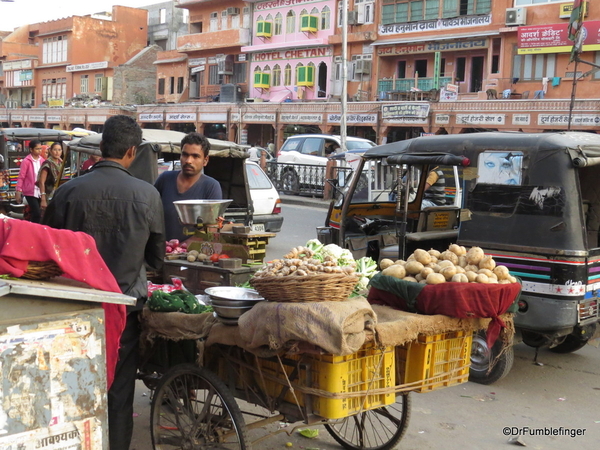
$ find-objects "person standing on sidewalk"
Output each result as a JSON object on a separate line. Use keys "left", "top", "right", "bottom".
{"left": 15, "top": 139, "right": 45, "bottom": 223}
{"left": 44, "top": 115, "right": 165, "bottom": 450}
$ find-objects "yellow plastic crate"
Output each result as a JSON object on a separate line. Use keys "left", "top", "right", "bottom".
{"left": 255, "top": 343, "right": 396, "bottom": 419}
{"left": 396, "top": 331, "right": 472, "bottom": 393}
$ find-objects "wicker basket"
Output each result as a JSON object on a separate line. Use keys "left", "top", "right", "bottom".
{"left": 21, "top": 261, "right": 63, "bottom": 280}
{"left": 250, "top": 273, "right": 359, "bottom": 303}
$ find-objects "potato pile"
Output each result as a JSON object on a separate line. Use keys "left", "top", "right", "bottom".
{"left": 253, "top": 246, "right": 356, "bottom": 278}
{"left": 380, "top": 244, "right": 517, "bottom": 285}
{"left": 186, "top": 250, "right": 211, "bottom": 262}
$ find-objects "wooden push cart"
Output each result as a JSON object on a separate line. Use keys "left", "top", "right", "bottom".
{"left": 139, "top": 304, "right": 482, "bottom": 450}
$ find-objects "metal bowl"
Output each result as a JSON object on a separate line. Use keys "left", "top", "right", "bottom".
{"left": 173, "top": 199, "right": 233, "bottom": 225}
{"left": 204, "top": 286, "right": 264, "bottom": 302}
{"left": 209, "top": 297, "right": 266, "bottom": 308}
{"left": 212, "top": 304, "right": 254, "bottom": 319}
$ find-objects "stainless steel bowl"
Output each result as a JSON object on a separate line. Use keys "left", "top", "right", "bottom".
{"left": 212, "top": 304, "right": 254, "bottom": 319}
{"left": 173, "top": 199, "right": 233, "bottom": 225}
{"left": 209, "top": 297, "right": 266, "bottom": 308}
{"left": 204, "top": 286, "right": 264, "bottom": 302}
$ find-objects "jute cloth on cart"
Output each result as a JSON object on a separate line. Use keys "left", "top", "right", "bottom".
{"left": 140, "top": 296, "right": 376, "bottom": 361}
{"left": 373, "top": 304, "right": 514, "bottom": 347}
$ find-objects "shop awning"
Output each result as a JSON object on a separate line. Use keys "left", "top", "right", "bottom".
{"left": 372, "top": 30, "right": 500, "bottom": 46}
{"left": 269, "top": 90, "right": 292, "bottom": 103}
{"left": 153, "top": 57, "right": 187, "bottom": 65}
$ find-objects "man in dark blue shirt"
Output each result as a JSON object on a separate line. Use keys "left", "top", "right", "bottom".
{"left": 154, "top": 132, "right": 222, "bottom": 242}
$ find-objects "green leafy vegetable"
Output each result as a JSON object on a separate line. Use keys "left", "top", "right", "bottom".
{"left": 299, "top": 428, "right": 319, "bottom": 439}
{"left": 147, "top": 290, "right": 213, "bottom": 314}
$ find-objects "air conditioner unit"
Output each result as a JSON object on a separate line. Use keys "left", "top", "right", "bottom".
{"left": 355, "top": 60, "right": 371, "bottom": 75}
{"left": 226, "top": 7, "right": 240, "bottom": 15}
{"left": 505, "top": 7, "right": 526, "bottom": 26}
{"left": 347, "top": 11, "right": 358, "bottom": 25}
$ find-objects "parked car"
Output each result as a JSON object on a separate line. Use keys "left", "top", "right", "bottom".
{"left": 277, "top": 134, "right": 376, "bottom": 163}
{"left": 275, "top": 134, "right": 376, "bottom": 194}
{"left": 245, "top": 161, "right": 283, "bottom": 233}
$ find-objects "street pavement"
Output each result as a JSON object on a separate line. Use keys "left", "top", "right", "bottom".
{"left": 279, "top": 193, "right": 330, "bottom": 210}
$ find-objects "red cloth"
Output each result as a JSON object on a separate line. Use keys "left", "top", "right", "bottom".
{"left": 0, "top": 216, "right": 126, "bottom": 389}
{"left": 369, "top": 282, "right": 520, "bottom": 347}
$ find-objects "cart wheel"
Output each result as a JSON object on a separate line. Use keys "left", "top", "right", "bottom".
{"left": 324, "top": 393, "right": 411, "bottom": 450}
{"left": 151, "top": 363, "right": 250, "bottom": 450}
{"left": 469, "top": 331, "right": 514, "bottom": 385}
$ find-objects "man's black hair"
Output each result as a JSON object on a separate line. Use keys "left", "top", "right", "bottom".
{"left": 28, "top": 139, "right": 41, "bottom": 151}
{"left": 181, "top": 132, "right": 211, "bottom": 157}
{"left": 100, "top": 115, "right": 142, "bottom": 159}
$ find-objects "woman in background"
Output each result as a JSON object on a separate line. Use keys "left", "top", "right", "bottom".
{"left": 37, "top": 142, "right": 63, "bottom": 213}
{"left": 15, "top": 139, "right": 45, "bottom": 223}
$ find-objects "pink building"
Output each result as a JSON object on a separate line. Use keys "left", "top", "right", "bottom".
{"left": 242, "top": 0, "right": 336, "bottom": 102}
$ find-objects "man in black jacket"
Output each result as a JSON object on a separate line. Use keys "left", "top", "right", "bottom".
{"left": 44, "top": 115, "right": 165, "bottom": 450}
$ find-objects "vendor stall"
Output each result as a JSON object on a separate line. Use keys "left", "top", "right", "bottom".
{"left": 0, "top": 277, "right": 135, "bottom": 450}
{"left": 138, "top": 240, "right": 519, "bottom": 449}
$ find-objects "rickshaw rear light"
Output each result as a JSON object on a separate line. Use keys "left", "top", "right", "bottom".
{"left": 517, "top": 299, "right": 528, "bottom": 312}
{"left": 272, "top": 199, "right": 281, "bottom": 214}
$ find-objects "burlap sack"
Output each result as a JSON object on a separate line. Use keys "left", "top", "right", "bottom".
{"left": 235, "top": 296, "right": 377, "bottom": 356}
{"left": 373, "top": 304, "right": 514, "bottom": 347}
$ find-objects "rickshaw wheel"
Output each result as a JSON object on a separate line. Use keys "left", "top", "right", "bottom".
{"left": 151, "top": 363, "right": 250, "bottom": 450}
{"left": 469, "top": 331, "right": 514, "bottom": 385}
{"left": 324, "top": 393, "right": 411, "bottom": 450}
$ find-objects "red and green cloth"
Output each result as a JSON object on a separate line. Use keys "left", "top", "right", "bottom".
{"left": 0, "top": 216, "right": 126, "bottom": 389}
{"left": 368, "top": 273, "right": 521, "bottom": 348}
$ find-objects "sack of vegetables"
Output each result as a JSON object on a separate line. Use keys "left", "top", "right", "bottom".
{"left": 367, "top": 245, "right": 521, "bottom": 347}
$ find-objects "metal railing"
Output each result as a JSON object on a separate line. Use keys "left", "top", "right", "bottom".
{"left": 378, "top": 76, "right": 453, "bottom": 96}
{"left": 266, "top": 161, "right": 353, "bottom": 198}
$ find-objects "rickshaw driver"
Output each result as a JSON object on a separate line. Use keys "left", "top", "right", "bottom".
{"left": 422, "top": 167, "right": 446, "bottom": 207}
{"left": 154, "top": 132, "right": 222, "bottom": 242}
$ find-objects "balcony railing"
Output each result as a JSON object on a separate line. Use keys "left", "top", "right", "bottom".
{"left": 378, "top": 76, "right": 453, "bottom": 98}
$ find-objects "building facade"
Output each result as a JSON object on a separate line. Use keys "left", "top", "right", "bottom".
{"left": 1, "top": 1, "right": 599, "bottom": 148}
{"left": 0, "top": 6, "right": 148, "bottom": 117}
{"left": 143, "top": 1, "right": 190, "bottom": 51}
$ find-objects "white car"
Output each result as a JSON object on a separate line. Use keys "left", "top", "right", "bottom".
{"left": 276, "top": 134, "right": 376, "bottom": 194}
{"left": 245, "top": 160, "right": 283, "bottom": 233}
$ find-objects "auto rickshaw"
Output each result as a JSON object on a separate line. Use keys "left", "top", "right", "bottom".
{"left": 318, "top": 131, "right": 600, "bottom": 384}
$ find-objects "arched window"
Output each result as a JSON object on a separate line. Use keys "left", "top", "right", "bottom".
{"left": 272, "top": 64, "right": 281, "bottom": 87}
{"left": 274, "top": 13, "right": 283, "bottom": 35}
{"left": 286, "top": 11, "right": 295, "bottom": 33}
{"left": 284, "top": 64, "right": 292, "bottom": 85}
{"left": 321, "top": 6, "right": 330, "bottom": 30}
